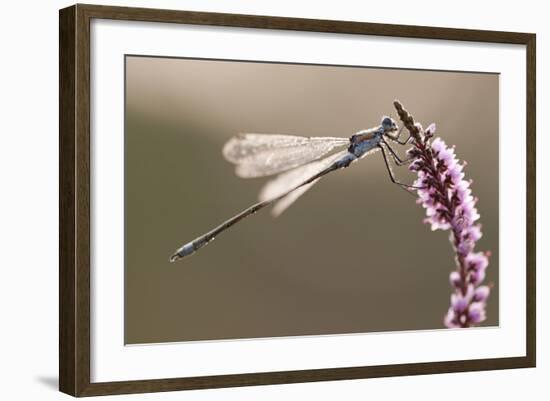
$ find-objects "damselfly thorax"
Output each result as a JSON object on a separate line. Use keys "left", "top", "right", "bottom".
{"left": 170, "top": 116, "right": 419, "bottom": 262}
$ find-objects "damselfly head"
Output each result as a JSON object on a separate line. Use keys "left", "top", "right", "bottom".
{"left": 381, "top": 116, "right": 398, "bottom": 133}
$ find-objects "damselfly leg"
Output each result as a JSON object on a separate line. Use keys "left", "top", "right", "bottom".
{"left": 378, "top": 144, "right": 424, "bottom": 191}
{"left": 385, "top": 125, "right": 412, "bottom": 145}
{"left": 381, "top": 138, "right": 415, "bottom": 166}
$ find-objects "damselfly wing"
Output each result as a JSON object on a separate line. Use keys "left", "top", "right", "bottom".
{"left": 222, "top": 133, "right": 349, "bottom": 178}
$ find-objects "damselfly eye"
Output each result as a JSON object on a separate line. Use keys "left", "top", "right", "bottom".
{"left": 381, "top": 116, "right": 394, "bottom": 129}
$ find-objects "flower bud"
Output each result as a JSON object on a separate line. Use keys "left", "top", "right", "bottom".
{"left": 473, "top": 286, "right": 490, "bottom": 302}
{"left": 467, "top": 302, "right": 486, "bottom": 323}
{"left": 449, "top": 271, "right": 461, "bottom": 289}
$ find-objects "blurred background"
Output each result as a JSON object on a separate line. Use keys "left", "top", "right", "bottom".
{"left": 124, "top": 56, "right": 499, "bottom": 344}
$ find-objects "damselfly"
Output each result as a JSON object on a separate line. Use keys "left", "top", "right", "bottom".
{"left": 170, "top": 116, "right": 418, "bottom": 262}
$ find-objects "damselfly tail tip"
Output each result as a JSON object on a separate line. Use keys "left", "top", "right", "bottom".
{"left": 169, "top": 242, "right": 196, "bottom": 263}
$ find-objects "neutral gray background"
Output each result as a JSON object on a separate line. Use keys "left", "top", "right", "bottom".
{"left": 124, "top": 56, "right": 499, "bottom": 344}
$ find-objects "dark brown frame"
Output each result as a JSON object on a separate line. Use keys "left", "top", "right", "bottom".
{"left": 59, "top": 3, "right": 536, "bottom": 397}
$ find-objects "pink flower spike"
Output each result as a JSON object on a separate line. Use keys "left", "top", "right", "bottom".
{"left": 401, "top": 113, "right": 492, "bottom": 329}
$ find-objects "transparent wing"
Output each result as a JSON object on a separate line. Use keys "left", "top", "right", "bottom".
{"left": 222, "top": 133, "right": 349, "bottom": 178}
{"left": 259, "top": 150, "right": 350, "bottom": 217}
{"left": 269, "top": 182, "right": 318, "bottom": 218}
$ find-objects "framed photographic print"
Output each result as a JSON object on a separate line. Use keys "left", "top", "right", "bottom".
{"left": 59, "top": 4, "right": 536, "bottom": 397}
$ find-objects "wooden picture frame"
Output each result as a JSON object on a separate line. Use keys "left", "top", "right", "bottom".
{"left": 59, "top": 3, "right": 536, "bottom": 397}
